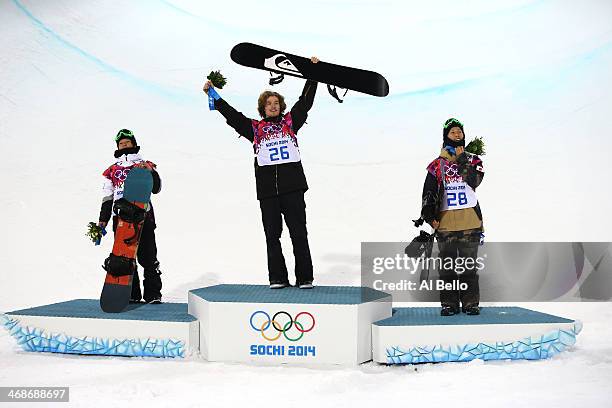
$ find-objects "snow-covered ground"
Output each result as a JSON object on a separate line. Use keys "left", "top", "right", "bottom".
{"left": 1, "top": 0, "right": 611, "bottom": 406}
{"left": 1, "top": 302, "right": 610, "bottom": 408}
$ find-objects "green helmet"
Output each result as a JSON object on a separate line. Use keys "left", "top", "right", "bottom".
{"left": 115, "top": 129, "right": 137, "bottom": 147}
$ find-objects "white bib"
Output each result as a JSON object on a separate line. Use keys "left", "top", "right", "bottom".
{"left": 440, "top": 161, "right": 478, "bottom": 211}
{"left": 256, "top": 134, "right": 301, "bottom": 166}
{"left": 441, "top": 181, "right": 478, "bottom": 210}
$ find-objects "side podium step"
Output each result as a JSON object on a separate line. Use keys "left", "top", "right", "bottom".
{"left": 2, "top": 299, "right": 199, "bottom": 358}
{"left": 372, "top": 307, "right": 582, "bottom": 364}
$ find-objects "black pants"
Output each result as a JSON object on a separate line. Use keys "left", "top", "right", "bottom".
{"left": 259, "top": 191, "right": 313, "bottom": 284}
{"left": 112, "top": 215, "right": 162, "bottom": 301}
{"left": 437, "top": 232, "right": 480, "bottom": 308}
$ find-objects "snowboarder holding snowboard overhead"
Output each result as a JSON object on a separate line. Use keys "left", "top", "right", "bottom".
{"left": 203, "top": 57, "right": 320, "bottom": 289}
{"left": 98, "top": 129, "right": 163, "bottom": 303}
{"left": 421, "top": 118, "right": 485, "bottom": 316}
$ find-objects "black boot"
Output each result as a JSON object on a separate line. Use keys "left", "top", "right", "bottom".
{"left": 463, "top": 305, "right": 480, "bottom": 315}
{"left": 269, "top": 281, "right": 290, "bottom": 289}
{"left": 440, "top": 304, "right": 460, "bottom": 316}
{"left": 143, "top": 262, "right": 162, "bottom": 303}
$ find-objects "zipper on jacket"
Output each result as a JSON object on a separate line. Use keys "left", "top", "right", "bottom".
{"left": 275, "top": 165, "right": 279, "bottom": 195}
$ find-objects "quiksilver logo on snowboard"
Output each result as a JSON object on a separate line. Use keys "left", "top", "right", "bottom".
{"left": 264, "top": 54, "right": 303, "bottom": 77}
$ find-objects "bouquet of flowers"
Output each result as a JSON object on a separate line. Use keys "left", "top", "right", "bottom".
{"left": 465, "top": 136, "right": 485, "bottom": 155}
{"left": 207, "top": 70, "right": 227, "bottom": 89}
{"left": 86, "top": 222, "right": 105, "bottom": 244}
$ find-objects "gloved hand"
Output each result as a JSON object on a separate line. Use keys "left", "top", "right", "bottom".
{"left": 456, "top": 152, "right": 469, "bottom": 165}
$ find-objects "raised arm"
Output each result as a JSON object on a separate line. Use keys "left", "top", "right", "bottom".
{"left": 290, "top": 56, "right": 320, "bottom": 132}
{"left": 204, "top": 81, "right": 255, "bottom": 142}
{"left": 291, "top": 80, "right": 318, "bottom": 132}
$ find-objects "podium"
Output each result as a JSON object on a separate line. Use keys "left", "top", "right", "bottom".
{"left": 2, "top": 300, "right": 198, "bottom": 358}
{"left": 372, "top": 307, "right": 583, "bottom": 364}
{"left": 188, "top": 284, "right": 392, "bottom": 365}
{"left": 2, "top": 288, "right": 582, "bottom": 365}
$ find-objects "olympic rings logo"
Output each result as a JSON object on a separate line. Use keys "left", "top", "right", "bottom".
{"left": 262, "top": 124, "right": 283, "bottom": 134}
{"left": 249, "top": 311, "right": 315, "bottom": 342}
{"left": 445, "top": 164, "right": 459, "bottom": 177}
{"left": 113, "top": 168, "right": 130, "bottom": 182}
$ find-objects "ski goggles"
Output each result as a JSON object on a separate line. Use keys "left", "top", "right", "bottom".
{"left": 115, "top": 129, "right": 134, "bottom": 141}
{"left": 444, "top": 118, "right": 463, "bottom": 129}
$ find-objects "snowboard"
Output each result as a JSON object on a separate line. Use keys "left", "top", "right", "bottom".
{"left": 405, "top": 230, "right": 436, "bottom": 282}
{"left": 230, "top": 42, "right": 389, "bottom": 97}
{"left": 100, "top": 167, "right": 153, "bottom": 313}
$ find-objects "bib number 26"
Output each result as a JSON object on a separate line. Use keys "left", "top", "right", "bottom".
{"left": 447, "top": 192, "right": 468, "bottom": 207}
{"left": 270, "top": 146, "right": 290, "bottom": 162}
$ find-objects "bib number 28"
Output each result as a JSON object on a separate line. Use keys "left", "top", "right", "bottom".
{"left": 447, "top": 192, "right": 468, "bottom": 207}
{"left": 270, "top": 146, "right": 290, "bottom": 162}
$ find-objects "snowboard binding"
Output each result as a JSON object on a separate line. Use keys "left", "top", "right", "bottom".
{"left": 103, "top": 253, "right": 137, "bottom": 277}
{"left": 326, "top": 84, "right": 348, "bottom": 103}
{"left": 114, "top": 198, "right": 147, "bottom": 224}
{"left": 268, "top": 71, "right": 284, "bottom": 85}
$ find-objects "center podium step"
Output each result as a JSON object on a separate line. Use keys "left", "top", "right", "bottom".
{"left": 188, "top": 284, "right": 392, "bottom": 366}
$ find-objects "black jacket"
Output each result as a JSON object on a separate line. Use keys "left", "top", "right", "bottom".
{"left": 214, "top": 80, "right": 318, "bottom": 200}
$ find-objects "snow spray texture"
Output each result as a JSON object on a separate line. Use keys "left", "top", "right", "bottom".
{"left": 249, "top": 310, "right": 316, "bottom": 358}
{"left": 360, "top": 242, "right": 612, "bottom": 302}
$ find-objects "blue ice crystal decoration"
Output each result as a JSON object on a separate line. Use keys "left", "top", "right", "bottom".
{"left": 1, "top": 314, "right": 186, "bottom": 358}
{"left": 385, "top": 321, "right": 583, "bottom": 364}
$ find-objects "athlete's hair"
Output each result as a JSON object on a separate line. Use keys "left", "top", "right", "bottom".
{"left": 257, "top": 91, "right": 286, "bottom": 118}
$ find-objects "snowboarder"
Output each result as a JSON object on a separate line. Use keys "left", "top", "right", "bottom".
{"left": 98, "top": 129, "right": 163, "bottom": 303}
{"left": 203, "top": 57, "right": 320, "bottom": 289}
{"left": 421, "top": 118, "right": 485, "bottom": 316}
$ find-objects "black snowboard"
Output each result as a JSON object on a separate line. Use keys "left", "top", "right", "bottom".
{"left": 405, "top": 230, "right": 436, "bottom": 282}
{"left": 230, "top": 42, "right": 389, "bottom": 97}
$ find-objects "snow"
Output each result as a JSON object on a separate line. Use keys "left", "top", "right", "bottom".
{"left": 1, "top": 303, "right": 610, "bottom": 407}
{"left": 1, "top": 0, "right": 611, "bottom": 406}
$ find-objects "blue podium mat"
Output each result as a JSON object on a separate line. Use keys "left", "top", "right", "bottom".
{"left": 190, "top": 284, "right": 390, "bottom": 305}
{"left": 5, "top": 299, "right": 196, "bottom": 322}
{"left": 374, "top": 307, "right": 574, "bottom": 326}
